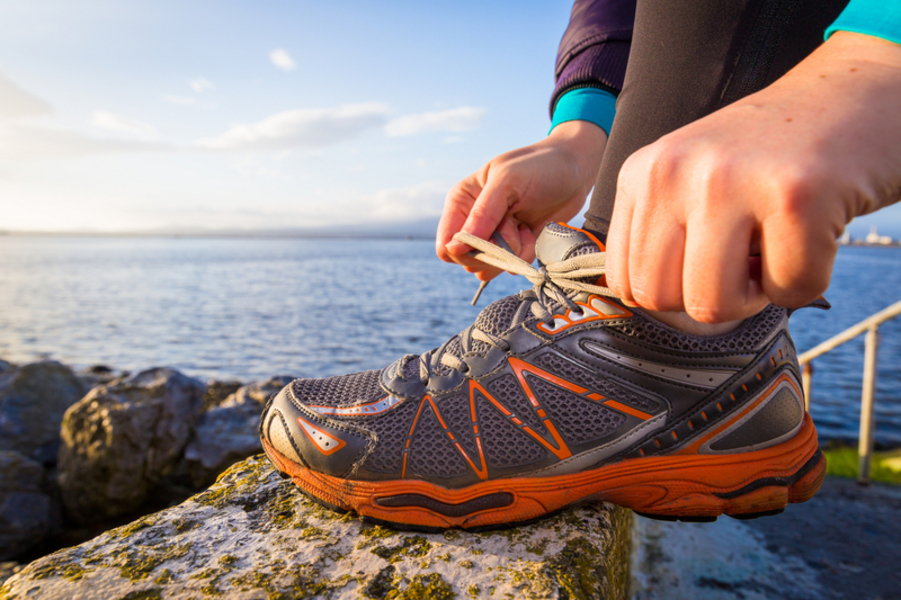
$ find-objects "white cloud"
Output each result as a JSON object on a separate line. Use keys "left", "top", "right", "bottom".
{"left": 0, "top": 74, "right": 169, "bottom": 160}
{"left": 269, "top": 48, "right": 296, "bottom": 72}
{"left": 92, "top": 111, "right": 157, "bottom": 138}
{"left": 190, "top": 77, "right": 213, "bottom": 93}
{"left": 362, "top": 181, "right": 447, "bottom": 222}
{"left": 0, "top": 73, "right": 53, "bottom": 120}
{"left": 385, "top": 106, "right": 486, "bottom": 137}
{"left": 162, "top": 95, "right": 197, "bottom": 105}
{"left": 195, "top": 103, "right": 390, "bottom": 152}
{"left": 0, "top": 123, "right": 169, "bottom": 160}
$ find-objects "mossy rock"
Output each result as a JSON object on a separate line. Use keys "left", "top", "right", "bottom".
{"left": 2, "top": 455, "right": 631, "bottom": 599}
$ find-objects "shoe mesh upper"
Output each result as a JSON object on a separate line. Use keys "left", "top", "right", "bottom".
{"left": 533, "top": 352, "right": 660, "bottom": 413}
{"left": 476, "top": 395, "right": 547, "bottom": 467}
{"left": 487, "top": 374, "right": 548, "bottom": 434}
{"left": 474, "top": 295, "right": 521, "bottom": 336}
{"left": 292, "top": 370, "right": 384, "bottom": 407}
{"left": 609, "top": 305, "right": 785, "bottom": 353}
{"left": 408, "top": 403, "right": 470, "bottom": 478}
{"left": 359, "top": 399, "right": 419, "bottom": 473}
{"left": 437, "top": 395, "right": 478, "bottom": 460}
{"left": 526, "top": 375, "right": 626, "bottom": 445}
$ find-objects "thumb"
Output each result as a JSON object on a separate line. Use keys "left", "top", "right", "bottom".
{"left": 445, "top": 179, "right": 513, "bottom": 256}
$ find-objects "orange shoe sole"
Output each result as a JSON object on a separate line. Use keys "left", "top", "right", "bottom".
{"left": 262, "top": 413, "right": 825, "bottom": 530}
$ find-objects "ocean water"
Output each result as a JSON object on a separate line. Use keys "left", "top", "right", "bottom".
{"left": 1, "top": 236, "right": 899, "bottom": 445}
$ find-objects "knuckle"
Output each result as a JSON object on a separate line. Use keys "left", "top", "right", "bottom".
{"left": 685, "top": 303, "right": 741, "bottom": 324}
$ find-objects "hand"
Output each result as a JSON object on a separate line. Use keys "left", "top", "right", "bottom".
{"left": 606, "top": 31, "right": 901, "bottom": 323}
{"left": 437, "top": 120, "right": 607, "bottom": 281}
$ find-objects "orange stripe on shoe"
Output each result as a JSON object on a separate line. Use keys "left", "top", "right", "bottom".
{"left": 602, "top": 399, "right": 653, "bottom": 421}
{"left": 675, "top": 373, "right": 800, "bottom": 456}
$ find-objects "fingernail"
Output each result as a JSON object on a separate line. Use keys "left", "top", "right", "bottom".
{"left": 446, "top": 241, "right": 469, "bottom": 255}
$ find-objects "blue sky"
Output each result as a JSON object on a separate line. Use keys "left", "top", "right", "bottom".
{"left": 1, "top": 0, "right": 899, "bottom": 237}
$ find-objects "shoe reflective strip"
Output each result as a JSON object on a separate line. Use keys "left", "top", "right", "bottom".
{"left": 584, "top": 341, "right": 738, "bottom": 389}
{"left": 296, "top": 415, "right": 347, "bottom": 456}
{"left": 306, "top": 395, "right": 404, "bottom": 417}
{"left": 536, "top": 295, "right": 632, "bottom": 335}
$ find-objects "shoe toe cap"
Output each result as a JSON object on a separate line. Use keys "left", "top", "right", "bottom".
{"left": 261, "top": 383, "right": 371, "bottom": 478}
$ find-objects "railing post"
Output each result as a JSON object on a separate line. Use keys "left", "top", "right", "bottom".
{"left": 802, "top": 362, "right": 813, "bottom": 412}
{"left": 858, "top": 325, "right": 880, "bottom": 485}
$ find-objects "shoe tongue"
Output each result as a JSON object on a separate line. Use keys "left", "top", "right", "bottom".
{"left": 535, "top": 223, "right": 603, "bottom": 266}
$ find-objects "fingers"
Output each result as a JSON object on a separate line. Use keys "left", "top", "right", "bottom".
{"left": 605, "top": 149, "right": 640, "bottom": 306}
{"left": 436, "top": 176, "right": 480, "bottom": 263}
{"left": 444, "top": 176, "right": 513, "bottom": 258}
{"left": 758, "top": 182, "right": 839, "bottom": 308}
{"left": 682, "top": 213, "right": 768, "bottom": 322}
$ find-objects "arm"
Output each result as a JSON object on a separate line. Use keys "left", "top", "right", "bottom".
{"left": 606, "top": 30, "right": 901, "bottom": 322}
{"left": 436, "top": 0, "right": 635, "bottom": 280}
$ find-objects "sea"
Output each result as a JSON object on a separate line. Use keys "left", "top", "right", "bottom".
{"left": 1, "top": 235, "right": 899, "bottom": 446}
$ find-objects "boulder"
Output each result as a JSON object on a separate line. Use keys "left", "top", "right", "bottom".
{"left": 57, "top": 368, "right": 206, "bottom": 523}
{"left": 77, "top": 365, "right": 129, "bottom": 390}
{"left": 0, "top": 451, "right": 57, "bottom": 561}
{"left": 2, "top": 455, "right": 632, "bottom": 600}
{"left": 201, "top": 380, "right": 243, "bottom": 410}
{"left": 0, "top": 361, "right": 87, "bottom": 465}
{"left": 184, "top": 376, "right": 293, "bottom": 488}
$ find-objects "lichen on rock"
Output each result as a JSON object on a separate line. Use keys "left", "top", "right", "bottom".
{"left": 3, "top": 455, "right": 631, "bottom": 600}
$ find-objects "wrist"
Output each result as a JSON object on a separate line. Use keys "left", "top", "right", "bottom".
{"left": 546, "top": 120, "right": 607, "bottom": 193}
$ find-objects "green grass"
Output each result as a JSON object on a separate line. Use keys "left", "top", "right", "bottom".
{"left": 823, "top": 445, "right": 901, "bottom": 485}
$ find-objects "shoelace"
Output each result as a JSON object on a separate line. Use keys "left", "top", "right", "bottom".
{"left": 405, "top": 231, "right": 617, "bottom": 384}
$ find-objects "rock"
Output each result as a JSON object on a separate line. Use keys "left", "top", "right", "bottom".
{"left": 77, "top": 365, "right": 129, "bottom": 390}
{"left": 57, "top": 368, "right": 206, "bottom": 523}
{"left": 0, "top": 361, "right": 87, "bottom": 465}
{"left": 202, "top": 380, "right": 243, "bottom": 410}
{"left": 2, "top": 455, "right": 632, "bottom": 600}
{"left": 184, "top": 376, "right": 293, "bottom": 489}
{"left": 0, "top": 359, "right": 11, "bottom": 373}
{"left": 0, "top": 562, "right": 22, "bottom": 587}
{"left": 0, "top": 451, "right": 57, "bottom": 561}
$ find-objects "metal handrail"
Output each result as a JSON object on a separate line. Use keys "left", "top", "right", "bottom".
{"left": 798, "top": 298, "right": 901, "bottom": 484}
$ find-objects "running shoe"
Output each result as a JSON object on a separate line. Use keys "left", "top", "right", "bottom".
{"left": 260, "top": 223, "right": 827, "bottom": 529}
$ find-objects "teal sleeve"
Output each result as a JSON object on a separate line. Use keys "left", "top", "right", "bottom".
{"left": 825, "top": 0, "right": 901, "bottom": 45}
{"left": 549, "top": 88, "right": 617, "bottom": 136}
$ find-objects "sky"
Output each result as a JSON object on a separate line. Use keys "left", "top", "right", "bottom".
{"left": 1, "top": 0, "right": 899, "bottom": 237}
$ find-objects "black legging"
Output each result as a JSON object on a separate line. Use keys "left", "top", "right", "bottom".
{"left": 583, "top": 0, "right": 851, "bottom": 237}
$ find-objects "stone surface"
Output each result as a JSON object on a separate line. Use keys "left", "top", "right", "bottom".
{"left": 201, "top": 380, "right": 243, "bottom": 410}
{"left": 0, "top": 361, "right": 87, "bottom": 465}
{"left": 184, "top": 376, "right": 293, "bottom": 488}
{"left": 77, "top": 365, "right": 129, "bottom": 391}
{"left": 2, "top": 455, "right": 632, "bottom": 600}
{"left": 57, "top": 368, "right": 206, "bottom": 523}
{"left": 0, "top": 451, "right": 57, "bottom": 561}
{"left": 0, "top": 563, "right": 21, "bottom": 588}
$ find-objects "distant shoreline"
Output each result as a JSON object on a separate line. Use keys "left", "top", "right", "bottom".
{"left": 2, "top": 230, "right": 901, "bottom": 246}
{"left": 0, "top": 230, "right": 434, "bottom": 240}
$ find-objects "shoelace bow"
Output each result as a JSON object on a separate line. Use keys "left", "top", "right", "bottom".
{"left": 405, "top": 231, "right": 616, "bottom": 384}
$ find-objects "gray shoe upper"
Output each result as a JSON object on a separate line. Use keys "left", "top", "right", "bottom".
{"left": 261, "top": 224, "right": 808, "bottom": 487}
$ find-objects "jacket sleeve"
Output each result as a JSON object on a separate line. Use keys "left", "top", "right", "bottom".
{"left": 550, "top": 0, "right": 636, "bottom": 117}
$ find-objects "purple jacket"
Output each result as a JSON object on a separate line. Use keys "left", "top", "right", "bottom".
{"left": 551, "top": 0, "right": 635, "bottom": 116}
